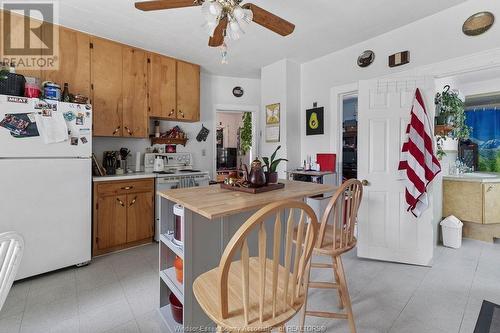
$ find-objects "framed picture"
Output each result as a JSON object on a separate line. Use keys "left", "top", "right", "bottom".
{"left": 266, "top": 103, "right": 280, "bottom": 125}
{"left": 306, "top": 107, "right": 324, "bottom": 136}
{"left": 266, "top": 103, "right": 281, "bottom": 142}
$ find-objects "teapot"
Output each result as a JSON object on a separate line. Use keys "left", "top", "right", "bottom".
{"left": 243, "top": 159, "right": 266, "bottom": 188}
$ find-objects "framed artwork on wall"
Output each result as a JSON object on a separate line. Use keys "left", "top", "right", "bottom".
{"left": 306, "top": 107, "right": 324, "bottom": 135}
{"left": 265, "top": 103, "right": 280, "bottom": 142}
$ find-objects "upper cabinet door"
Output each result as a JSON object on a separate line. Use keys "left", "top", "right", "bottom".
{"left": 148, "top": 53, "right": 176, "bottom": 120}
{"left": 91, "top": 37, "right": 123, "bottom": 137}
{"left": 176, "top": 61, "right": 200, "bottom": 122}
{"left": 122, "top": 47, "right": 148, "bottom": 138}
{"left": 42, "top": 25, "right": 90, "bottom": 97}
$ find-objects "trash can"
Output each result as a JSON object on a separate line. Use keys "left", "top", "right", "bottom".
{"left": 440, "top": 215, "right": 463, "bottom": 249}
{"left": 306, "top": 194, "right": 332, "bottom": 222}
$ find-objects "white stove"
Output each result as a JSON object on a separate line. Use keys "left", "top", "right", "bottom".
{"left": 145, "top": 153, "right": 210, "bottom": 240}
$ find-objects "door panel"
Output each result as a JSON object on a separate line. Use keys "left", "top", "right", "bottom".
{"left": 91, "top": 37, "right": 123, "bottom": 136}
{"left": 42, "top": 25, "right": 91, "bottom": 97}
{"left": 176, "top": 61, "right": 200, "bottom": 122}
{"left": 484, "top": 184, "right": 500, "bottom": 224}
{"left": 148, "top": 53, "right": 176, "bottom": 119}
{"left": 96, "top": 194, "right": 127, "bottom": 250}
{"left": 126, "top": 191, "right": 154, "bottom": 242}
{"left": 357, "top": 77, "right": 436, "bottom": 266}
{"left": 122, "top": 47, "right": 148, "bottom": 138}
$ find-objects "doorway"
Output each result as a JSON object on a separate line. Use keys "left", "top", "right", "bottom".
{"left": 341, "top": 95, "right": 358, "bottom": 182}
{"left": 215, "top": 111, "right": 253, "bottom": 182}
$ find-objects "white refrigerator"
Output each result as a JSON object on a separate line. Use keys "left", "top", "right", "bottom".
{"left": 0, "top": 95, "right": 92, "bottom": 280}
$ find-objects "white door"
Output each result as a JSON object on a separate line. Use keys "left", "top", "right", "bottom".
{"left": 357, "top": 77, "right": 438, "bottom": 266}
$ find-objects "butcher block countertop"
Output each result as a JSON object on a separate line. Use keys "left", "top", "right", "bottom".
{"left": 158, "top": 180, "right": 336, "bottom": 219}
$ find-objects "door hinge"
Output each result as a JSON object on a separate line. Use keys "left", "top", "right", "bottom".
{"left": 147, "top": 58, "right": 151, "bottom": 64}
{"left": 90, "top": 42, "right": 94, "bottom": 49}
{"left": 91, "top": 83, "right": 94, "bottom": 90}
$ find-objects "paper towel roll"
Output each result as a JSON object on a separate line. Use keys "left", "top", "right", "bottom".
{"left": 135, "top": 152, "right": 141, "bottom": 172}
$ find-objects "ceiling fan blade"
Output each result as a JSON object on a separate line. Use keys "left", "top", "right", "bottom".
{"left": 135, "top": 0, "right": 200, "bottom": 11}
{"left": 243, "top": 3, "right": 295, "bottom": 36}
{"left": 208, "top": 17, "right": 228, "bottom": 47}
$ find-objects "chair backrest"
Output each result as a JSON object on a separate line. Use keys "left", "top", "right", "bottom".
{"left": 218, "top": 200, "right": 319, "bottom": 325}
{"left": 317, "top": 179, "right": 363, "bottom": 252}
{"left": 0, "top": 232, "right": 24, "bottom": 311}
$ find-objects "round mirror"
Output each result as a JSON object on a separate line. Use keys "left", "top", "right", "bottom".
{"left": 463, "top": 12, "right": 495, "bottom": 36}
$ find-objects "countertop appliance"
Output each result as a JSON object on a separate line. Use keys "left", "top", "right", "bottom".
{"left": 146, "top": 153, "right": 210, "bottom": 241}
{"left": 0, "top": 95, "right": 92, "bottom": 280}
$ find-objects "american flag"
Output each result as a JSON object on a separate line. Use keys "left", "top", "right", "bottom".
{"left": 398, "top": 88, "right": 441, "bottom": 218}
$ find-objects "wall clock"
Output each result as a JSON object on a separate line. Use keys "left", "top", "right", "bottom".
{"left": 357, "top": 50, "right": 375, "bottom": 68}
{"left": 232, "top": 86, "right": 244, "bottom": 97}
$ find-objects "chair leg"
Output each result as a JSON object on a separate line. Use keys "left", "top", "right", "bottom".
{"left": 299, "top": 261, "right": 311, "bottom": 332}
{"left": 332, "top": 255, "right": 344, "bottom": 309}
{"left": 335, "top": 256, "right": 356, "bottom": 333}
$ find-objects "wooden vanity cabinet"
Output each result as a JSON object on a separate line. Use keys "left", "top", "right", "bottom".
{"left": 93, "top": 179, "right": 154, "bottom": 256}
{"left": 483, "top": 183, "right": 500, "bottom": 224}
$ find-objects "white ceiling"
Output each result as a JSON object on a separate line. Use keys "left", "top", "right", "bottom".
{"left": 58, "top": 0, "right": 467, "bottom": 78}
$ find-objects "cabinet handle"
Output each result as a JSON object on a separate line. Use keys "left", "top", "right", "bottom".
{"left": 168, "top": 109, "right": 175, "bottom": 117}
{"left": 361, "top": 179, "right": 369, "bottom": 186}
{"left": 124, "top": 126, "right": 133, "bottom": 136}
{"left": 129, "top": 196, "right": 137, "bottom": 207}
{"left": 116, "top": 198, "right": 125, "bottom": 207}
{"left": 121, "top": 186, "right": 134, "bottom": 190}
{"left": 178, "top": 110, "right": 185, "bottom": 118}
{"left": 112, "top": 126, "right": 121, "bottom": 135}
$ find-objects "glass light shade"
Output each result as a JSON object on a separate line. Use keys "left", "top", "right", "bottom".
{"left": 233, "top": 6, "right": 253, "bottom": 24}
{"left": 227, "top": 18, "right": 243, "bottom": 40}
{"left": 221, "top": 43, "right": 228, "bottom": 64}
{"left": 201, "top": 1, "right": 221, "bottom": 21}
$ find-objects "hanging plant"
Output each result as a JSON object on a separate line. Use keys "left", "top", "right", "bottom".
{"left": 434, "top": 85, "right": 472, "bottom": 158}
{"left": 240, "top": 112, "right": 252, "bottom": 155}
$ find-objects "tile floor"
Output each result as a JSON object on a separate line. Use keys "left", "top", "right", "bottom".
{"left": 0, "top": 239, "right": 498, "bottom": 333}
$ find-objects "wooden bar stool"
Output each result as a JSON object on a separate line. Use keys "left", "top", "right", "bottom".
{"left": 297, "top": 179, "right": 363, "bottom": 333}
{"left": 193, "top": 200, "right": 319, "bottom": 332}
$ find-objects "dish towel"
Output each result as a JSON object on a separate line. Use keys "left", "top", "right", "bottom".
{"left": 398, "top": 88, "right": 441, "bottom": 218}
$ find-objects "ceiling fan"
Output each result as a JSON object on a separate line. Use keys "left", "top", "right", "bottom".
{"left": 135, "top": 0, "right": 295, "bottom": 61}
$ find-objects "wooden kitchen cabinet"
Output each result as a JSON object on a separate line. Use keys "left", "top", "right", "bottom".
{"left": 122, "top": 47, "right": 149, "bottom": 138}
{"left": 93, "top": 179, "right": 154, "bottom": 256}
{"left": 90, "top": 37, "right": 123, "bottom": 137}
{"left": 176, "top": 60, "right": 200, "bottom": 122}
{"left": 42, "top": 25, "right": 91, "bottom": 97}
{"left": 148, "top": 53, "right": 177, "bottom": 119}
{"left": 483, "top": 183, "right": 500, "bottom": 224}
{"left": 126, "top": 191, "right": 154, "bottom": 242}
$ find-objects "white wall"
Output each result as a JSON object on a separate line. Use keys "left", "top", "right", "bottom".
{"left": 300, "top": 0, "right": 500, "bottom": 160}
{"left": 93, "top": 73, "right": 260, "bottom": 178}
{"left": 260, "top": 59, "right": 301, "bottom": 178}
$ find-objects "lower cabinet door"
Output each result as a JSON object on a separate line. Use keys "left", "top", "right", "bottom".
{"left": 126, "top": 191, "right": 154, "bottom": 242}
{"left": 96, "top": 194, "right": 127, "bottom": 250}
{"left": 483, "top": 184, "right": 500, "bottom": 224}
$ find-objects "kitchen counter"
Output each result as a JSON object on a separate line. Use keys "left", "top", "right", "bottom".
{"left": 443, "top": 172, "right": 500, "bottom": 183}
{"left": 92, "top": 171, "right": 157, "bottom": 182}
{"left": 158, "top": 179, "right": 336, "bottom": 219}
{"left": 157, "top": 179, "right": 335, "bottom": 331}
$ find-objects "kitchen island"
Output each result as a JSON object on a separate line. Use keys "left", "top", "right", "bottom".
{"left": 156, "top": 180, "right": 335, "bottom": 332}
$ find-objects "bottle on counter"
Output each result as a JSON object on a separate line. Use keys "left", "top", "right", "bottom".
{"left": 154, "top": 120, "right": 160, "bottom": 138}
{"left": 61, "top": 83, "right": 70, "bottom": 102}
{"left": 9, "top": 62, "right": 15, "bottom": 74}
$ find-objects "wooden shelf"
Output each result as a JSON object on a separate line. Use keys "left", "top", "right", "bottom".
{"left": 150, "top": 137, "right": 188, "bottom": 146}
{"left": 160, "top": 233, "right": 184, "bottom": 259}
{"left": 160, "top": 268, "right": 183, "bottom": 303}
{"left": 159, "top": 304, "right": 183, "bottom": 332}
{"left": 435, "top": 125, "right": 454, "bottom": 136}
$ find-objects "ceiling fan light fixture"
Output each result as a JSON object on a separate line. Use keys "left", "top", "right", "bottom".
{"left": 201, "top": 0, "right": 221, "bottom": 21}
{"left": 227, "top": 18, "right": 244, "bottom": 40}
{"left": 232, "top": 6, "right": 253, "bottom": 24}
{"left": 221, "top": 42, "right": 229, "bottom": 64}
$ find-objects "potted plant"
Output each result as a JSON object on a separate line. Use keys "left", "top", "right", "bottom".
{"left": 262, "top": 145, "right": 288, "bottom": 184}
{"left": 239, "top": 112, "right": 252, "bottom": 155}
{"left": 434, "top": 85, "right": 471, "bottom": 158}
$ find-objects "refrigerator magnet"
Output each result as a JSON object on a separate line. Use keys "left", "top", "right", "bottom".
{"left": 80, "top": 137, "right": 88, "bottom": 144}
{"left": 75, "top": 114, "right": 84, "bottom": 125}
{"left": 70, "top": 137, "right": 79, "bottom": 146}
{"left": 63, "top": 111, "right": 75, "bottom": 121}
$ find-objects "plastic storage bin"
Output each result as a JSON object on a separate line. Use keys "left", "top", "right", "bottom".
{"left": 440, "top": 215, "right": 463, "bottom": 249}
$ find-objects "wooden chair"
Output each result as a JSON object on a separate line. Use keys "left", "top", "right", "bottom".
{"left": 193, "top": 200, "right": 319, "bottom": 332}
{"left": 297, "top": 179, "right": 363, "bottom": 333}
{"left": 0, "top": 232, "right": 24, "bottom": 311}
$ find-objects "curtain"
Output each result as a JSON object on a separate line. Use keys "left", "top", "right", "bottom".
{"left": 465, "top": 108, "right": 500, "bottom": 172}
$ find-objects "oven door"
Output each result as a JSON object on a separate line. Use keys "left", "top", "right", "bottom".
{"left": 155, "top": 179, "right": 180, "bottom": 241}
